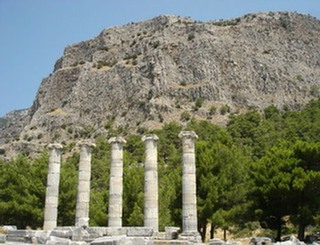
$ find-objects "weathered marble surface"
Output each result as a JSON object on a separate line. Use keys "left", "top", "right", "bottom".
{"left": 108, "top": 137, "right": 126, "bottom": 227}
{"left": 75, "top": 141, "right": 96, "bottom": 227}
{"left": 43, "top": 143, "right": 63, "bottom": 231}
{"left": 142, "top": 134, "right": 159, "bottom": 232}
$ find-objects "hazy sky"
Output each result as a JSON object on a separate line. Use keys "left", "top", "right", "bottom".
{"left": 0, "top": 0, "right": 319, "bottom": 116}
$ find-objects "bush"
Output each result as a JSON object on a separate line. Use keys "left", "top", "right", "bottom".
{"left": 209, "top": 105, "right": 217, "bottom": 115}
{"left": 310, "top": 84, "right": 319, "bottom": 97}
{"left": 188, "top": 32, "right": 195, "bottom": 41}
{"left": 152, "top": 41, "right": 160, "bottom": 49}
{"left": 195, "top": 97, "right": 204, "bottom": 110}
{"left": 220, "top": 104, "right": 230, "bottom": 115}
{"left": 180, "top": 111, "right": 191, "bottom": 121}
{"left": 180, "top": 81, "right": 187, "bottom": 86}
{"left": 98, "top": 46, "right": 109, "bottom": 52}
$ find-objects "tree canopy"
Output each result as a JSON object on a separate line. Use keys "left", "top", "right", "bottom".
{"left": 0, "top": 98, "right": 319, "bottom": 241}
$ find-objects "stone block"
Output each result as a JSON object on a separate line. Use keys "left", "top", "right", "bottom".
{"left": 179, "top": 231, "right": 202, "bottom": 243}
{"left": 43, "top": 220, "right": 57, "bottom": 231}
{"left": 250, "top": 237, "right": 272, "bottom": 245}
{"left": 76, "top": 202, "right": 89, "bottom": 211}
{"left": 121, "top": 237, "right": 152, "bottom": 245}
{"left": 90, "top": 235, "right": 126, "bottom": 245}
{"left": 45, "top": 196, "right": 59, "bottom": 206}
{"left": 0, "top": 234, "right": 6, "bottom": 244}
{"left": 79, "top": 163, "right": 91, "bottom": 173}
{"left": 7, "top": 229, "right": 27, "bottom": 237}
{"left": 72, "top": 226, "right": 90, "bottom": 241}
{"left": 77, "top": 180, "right": 90, "bottom": 190}
{"left": 51, "top": 226, "right": 73, "bottom": 239}
{"left": 165, "top": 227, "right": 181, "bottom": 240}
{"left": 2, "top": 225, "right": 17, "bottom": 231}
{"left": 46, "top": 235, "right": 71, "bottom": 245}
{"left": 126, "top": 227, "right": 154, "bottom": 237}
{"left": 75, "top": 217, "right": 90, "bottom": 228}
{"left": 6, "top": 229, "right": 28, "bottom": 242}
{"left": 46, "top": 185, "right": 59, "bottom": 195}
{"left": 78, "top": 192, "right": 90, "bottom": 202}
{"left": 47, "top": 173, "right": 60, "bottom": 187}
{"left": 153, "top": 240, "right": 192, "bottom": 245}
{"left": 79, "top": 172, "right": 91, "bottom": 181}
{"left": 105, "top": 227, "right": 127, "bottom": 236}
{"left": 48, "top": 163, "right": 61, "bottom": 174}
{"left": 34, "top": 230, "right": 51, "bottom": 244}
{"left": 209, "top": 238, "right": 225, "bottom": 245}
{"left": 86, "top": 227, "right": 108, "bottom": 239}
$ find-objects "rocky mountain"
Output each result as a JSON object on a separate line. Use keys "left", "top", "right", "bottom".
{"left": 1, "top": 12, "right": 320, "bottom": 156}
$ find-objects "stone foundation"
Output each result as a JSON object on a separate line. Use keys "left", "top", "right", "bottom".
{"left": 4, "top": 226, "right": 204, "bottom": 244}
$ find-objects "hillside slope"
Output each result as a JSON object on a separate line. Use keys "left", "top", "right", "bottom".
{"left": 1, "top": 12, "right": 320, "bottom": 155}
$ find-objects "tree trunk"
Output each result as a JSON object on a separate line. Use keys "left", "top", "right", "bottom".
{"left": 210, "top": 224, "right": 215, "bottom": 239}
{"left": 202, "top": 222, "right": 207, "bottom": 242}
{"left": 199, "top": 221, "right": 206, "bottom": 242}
{"left": 298, "top": 224, "right": 305, "bottom": 241}
{"left": 276, "top": 216, "right": 282, "bottom": 241}
{"left": 223, "top": 228, "right": 227, "bottom": 242}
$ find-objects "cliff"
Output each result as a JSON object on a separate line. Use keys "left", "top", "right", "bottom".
{"left": 1, "top": 12, "right": 320, "bottom": 155}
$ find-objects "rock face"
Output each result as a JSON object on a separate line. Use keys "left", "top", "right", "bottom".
{"left": 0, "top": 109, "right": 29, "bottom": 144}
{"left": 1, "top": 12, "right": 320, "bottom": 155}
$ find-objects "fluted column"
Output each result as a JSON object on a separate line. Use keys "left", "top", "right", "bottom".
{"left": 142, "top": 134, "right": 159, "bottom": 232}
{"left": 43, "top": 143, "right": 63, "bottom": 230}
{"left": 75, "top": 141, "right": 95, "bottom": 227}
{"left": 108, "top": 137, "right": 126, "bottom": 227}
{"left": 179, "top": 131, "right": 200, "bottom": 237}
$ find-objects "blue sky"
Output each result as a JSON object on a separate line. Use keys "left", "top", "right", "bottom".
{"left": 0, "top": 0, "right": 319, "bottom": 117}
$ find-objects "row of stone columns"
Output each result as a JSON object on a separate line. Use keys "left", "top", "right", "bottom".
{"left": 43, "top": 131, "right": 199, "bottom": 238}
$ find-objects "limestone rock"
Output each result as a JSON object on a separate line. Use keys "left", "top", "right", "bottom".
{"left": 1, "top": 12, "right": 320, "bottom": 156}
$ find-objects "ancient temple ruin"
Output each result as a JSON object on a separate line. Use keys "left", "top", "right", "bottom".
{"left": 5, "top": 131, "right": 203, "bottom": 244}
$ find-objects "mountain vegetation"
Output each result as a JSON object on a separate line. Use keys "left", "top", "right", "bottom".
{"left": 1, "top": 98, "right": 319, "bottom": 241}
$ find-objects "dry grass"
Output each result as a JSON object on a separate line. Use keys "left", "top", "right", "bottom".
{"left": 0, "top": 226, "right": 7, "bottom": 234}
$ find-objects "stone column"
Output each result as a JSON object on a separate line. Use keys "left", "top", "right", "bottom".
{"left": 142, "top": 134, "right": 159, "bottom": 232}
{"left": 108, "top": 137, "right": 126, "bottom": 227}
{"left": 43, "top": 143, "right": 63, "bottom": 230}
{"left": 75, "top": 141, "right": 96, "bottom": 227}
{"left": 179, "top": 131, "right": 200, "bottom": 239}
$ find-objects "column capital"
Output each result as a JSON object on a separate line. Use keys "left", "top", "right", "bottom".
{"left": 48, "top": 143, "right": 63, "bottom": 150}
{"left": 178, "top": 131, "right": 198, "bottom": 140}
{"left": 142, "top": 134, "right": 159, "bottom": 142}
{"left": 108, "top": 136, "right": 126, "bottom": 144}
{"left": 78, "top": 140, "right": 96, "bottom": 148}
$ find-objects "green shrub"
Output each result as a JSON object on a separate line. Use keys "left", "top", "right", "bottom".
{"left": 310, "top": 84, "right": 319, "bottom": 97}
{"left": 188, "top": 32, "right": 195, "bottom": 41}
{"left": 180, "top": 111, "right": 191, "bottom": 121}
{"left": 296, "top": 74, "right": 304, "bottom": 81}
{"left": 98, "top": 46, "right": 108, "bottom": 52}
{"left": 180, "top": 81, "right": 187, "bottom": 86}
{"left": 152, "top": 41, "right": 160, "bottom": 49}
{"left": 195, "top": 97, "right": 204, "bottom": 109}
{"left": 220, "top": 104, "right": 230, "bottom": 115}
{"left": 209, "top": 105, "right": 217, "bottom": 115}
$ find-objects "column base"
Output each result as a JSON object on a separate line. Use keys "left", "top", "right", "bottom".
{"left": 180, "top": 231, "right": 202, "bottom": 243}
